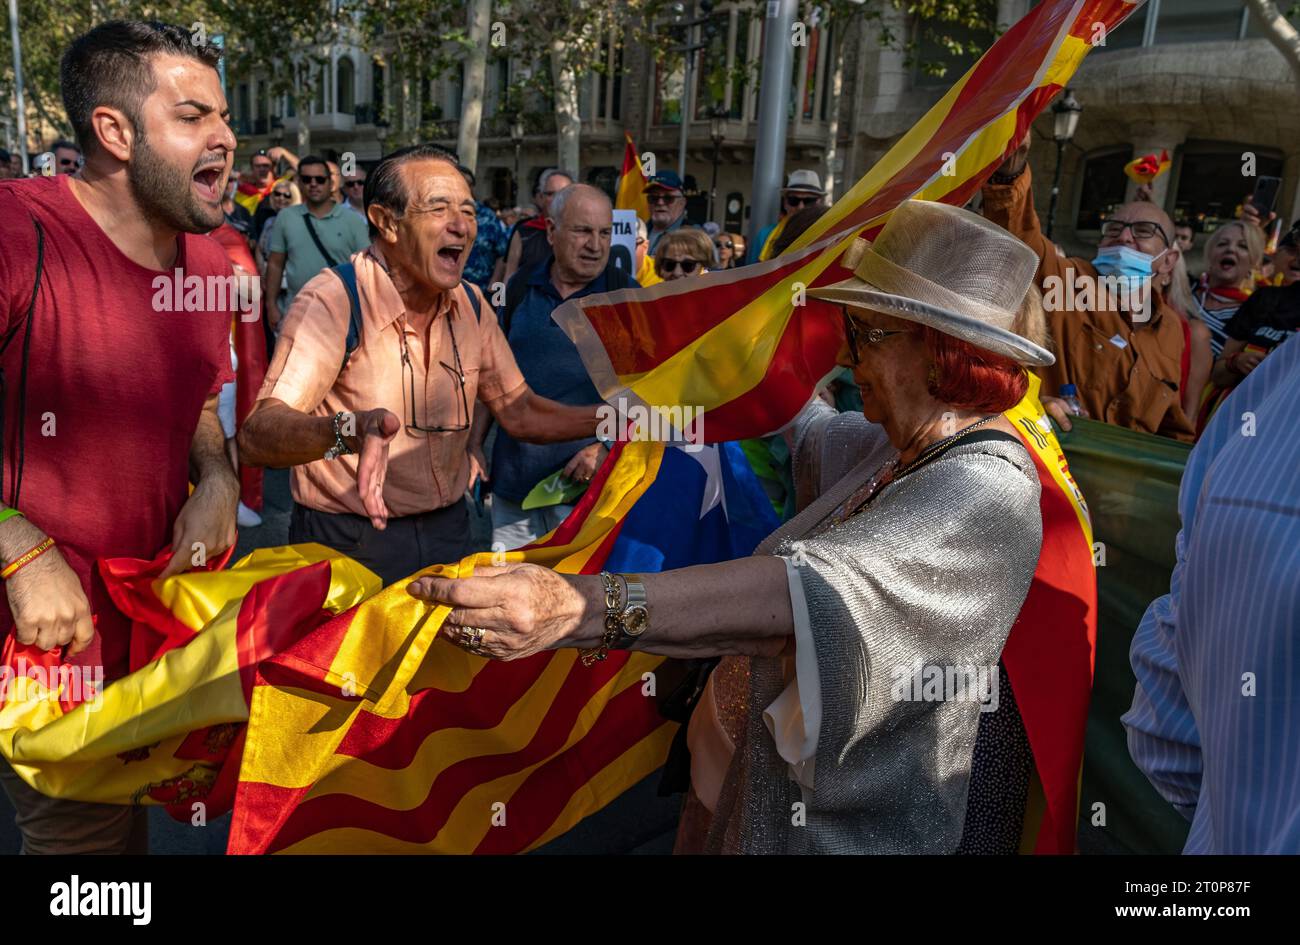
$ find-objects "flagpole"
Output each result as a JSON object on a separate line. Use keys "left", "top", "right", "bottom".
{"left": 748, "top": 0, "right": 796, "bottom": 250}
{"left": 8, "top": 0, "right": 29, "bottom": 175}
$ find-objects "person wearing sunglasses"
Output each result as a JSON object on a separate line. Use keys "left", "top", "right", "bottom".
{"left": 51, "top": 139, "right": 83, "bottom": 175}
{"left": 240, "top": 145, "right": 604, "bottom": 585}
{"left": 645, "top": 170, "right": 689, "bottom": 253}
{"left": 262, "top": 154, "right": 369, "bottom": 329}
{"left": 342, "top": 169, "right": 367, "bottom": 215}
{"left": 751, "top": 169, "right": 827, "bottom": 264}
{"left": 255, "top": 182, "right": 300, "bottom": 276}
{"left": 713, "top": 232, "right": 746, "bottom": 269}
{"left": 654, "top": 228, "right": 714, "bottom": 282}
{"left": 983, "top": 131, "right": 1194, "bottom": 442}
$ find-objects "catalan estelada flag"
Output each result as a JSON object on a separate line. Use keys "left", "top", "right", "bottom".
{"left": 553, "top": 0, "right": 1147, "bottom": 444}
{"left": 227, "top": 440, "right": 773, "bottom": 853}
{"left": 614, "top": 131, "right": 650, "bottom": 223}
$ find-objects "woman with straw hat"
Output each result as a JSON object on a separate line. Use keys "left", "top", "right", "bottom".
{"left": 410, "top": 200, "right": 1056, "bottom": 854}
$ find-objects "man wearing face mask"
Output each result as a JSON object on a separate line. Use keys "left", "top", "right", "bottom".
{"left": 983, "top": 133, "right": 1194, "bottom": 441}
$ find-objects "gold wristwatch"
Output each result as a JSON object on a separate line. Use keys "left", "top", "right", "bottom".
{"left": 611, "top": 575, "right": 649, "bottom": 649}
{"left": 579, "top": 573, "right": 649, "bottom": 665}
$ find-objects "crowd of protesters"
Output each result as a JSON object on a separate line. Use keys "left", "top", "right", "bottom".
{"left": 1, "top": 17, "right": 1298, "bottom": 857}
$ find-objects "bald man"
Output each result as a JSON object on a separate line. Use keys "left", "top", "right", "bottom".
{"left": 982, "top": 134, "right": 1193, "bottom": 441}
{"left": 484, "top": 183, "right": 640, "bottom": 548}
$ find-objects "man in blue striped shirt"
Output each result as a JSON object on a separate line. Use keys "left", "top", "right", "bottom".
{"left": 1124, "top": 333, "right": 1300, "bottom": 853}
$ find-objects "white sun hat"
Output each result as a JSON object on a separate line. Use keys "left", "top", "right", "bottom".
{"left": 808, "top": 199, "right": 1055, "bottom": 367}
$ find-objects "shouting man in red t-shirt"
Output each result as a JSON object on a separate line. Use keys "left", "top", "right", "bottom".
{"left": 0, "top": 22, "right": 241, "bottom": 853}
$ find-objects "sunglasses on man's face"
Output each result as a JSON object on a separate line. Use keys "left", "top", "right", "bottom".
{"left": 59, "top": 158, "right": 78, "bottom": 167}
{"left": 252, "top": 162, "right": 273, "bottom": 172}
{"left": 344, "top": 179, "right": 366, "bottom": 189}
{"left": 659, "top": 257, "right": 701, "bottom": 275}
{"left": 784, "top": 194, "right": 820, "bottom": 209}
{"left": 647, "top": 193, "right": 681, "bottom": 206}
{"left": 299, "top": 174, "right": 329, "bottom": 185}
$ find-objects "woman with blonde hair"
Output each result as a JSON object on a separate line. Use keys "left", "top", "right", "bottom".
{"left": 654, "top": 227, "right": 715, "bottom": 282}
{"left": 1191, "top": 219, "right": 1265, "bottom": 356}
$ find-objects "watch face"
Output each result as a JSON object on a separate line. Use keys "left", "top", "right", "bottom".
{"left": 622, "top": 605, "right": 649, "bottom": 636}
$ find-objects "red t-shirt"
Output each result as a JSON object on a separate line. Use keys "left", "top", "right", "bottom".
{"left": 0, "top": 175, "right": 235, "bottom": 678}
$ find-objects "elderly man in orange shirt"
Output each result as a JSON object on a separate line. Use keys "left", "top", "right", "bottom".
{"left": 240, "top": 144, "right": 602, "bottom": 584}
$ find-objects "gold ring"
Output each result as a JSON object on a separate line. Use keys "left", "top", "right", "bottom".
{"left": 457, "top": 626, "right": 488, "bottom": 656}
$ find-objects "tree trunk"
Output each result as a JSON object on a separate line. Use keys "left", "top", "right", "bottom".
{"left": 550, "top": 38, "right": 581, "bottom": 173}
{"left": 457, "top": 0, "right": 492, "bottom": 175}
{"left": 1244, "top": 0, "right": 1300, "bottom": 83}
{"left": 822, "top": 25, "right": 845, "bottom": 201}
{"left": 294, "top": 67, "right": 312, "bottom": 156}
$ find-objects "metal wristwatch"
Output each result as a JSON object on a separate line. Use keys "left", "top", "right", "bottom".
{"left": 611, "top": 575, "right": 649, "bottom": 649}
{"left": 324, "top": 411, "right": 355, "bottom": 461}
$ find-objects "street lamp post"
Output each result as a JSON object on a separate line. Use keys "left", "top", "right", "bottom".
{"left": 510, "top": 117, "right": 525, "bottom": 207}
{"left": 708, "top": 107, "right": 725, "bottom": 222}
{"left": 1046, "top": 88, "right": 1082, "bottom": 240}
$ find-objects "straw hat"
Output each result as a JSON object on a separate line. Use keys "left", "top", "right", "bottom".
{"left": 808, "top": 200, "right": 1055, "bottom": 367}
{"left": 783, "top": 169, "right": 826, "bottom": 195}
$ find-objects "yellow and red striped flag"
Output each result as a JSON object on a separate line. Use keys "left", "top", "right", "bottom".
{"left": 615, "top": 131, "right": 650, "bottom": 223}
{"left": 227, "top": 441, "right": 674, "bottom": 853}
{"left": 554, "top": 0, "right": 1148, "bottom": 443}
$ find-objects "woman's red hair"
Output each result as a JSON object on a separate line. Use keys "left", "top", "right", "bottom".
{"left": 920, "top": 325, "right": 1027, "bottom": 413}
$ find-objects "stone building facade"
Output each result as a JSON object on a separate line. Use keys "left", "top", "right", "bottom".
{"left": 225, "top": 0, "right": 1298, "bottom": 257}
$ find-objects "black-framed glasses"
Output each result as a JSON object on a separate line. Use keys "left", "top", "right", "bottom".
{"left": 784, "top": 194, "right": 820, "bottom": 209}
{"left": 647, "top": 193, "right": 680, "bottom": 206}
{"left": 271, "top": 190, "right": 292, "bottom": 200}
{"left": 1101, "top": 219, "right": 1170, "bottom": 247}
{"left": 659, "top": 257, "right": 701, "bottom": 275}
{"left": 299, "top": 174, "right": 329, "bottom": 185}
{"left": 344, "top": 179, "right": 366, "bottom": 189}
{"left": 840, "top": 307, "right": 911, "bottom": 365}
{"left": 400, "top": 317, "right": 470, "bottom": 434}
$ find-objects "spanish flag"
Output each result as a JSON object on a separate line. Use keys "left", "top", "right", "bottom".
{"left": 615, "top": 132, "right": 650, "bottom": 223}
{"left": 1124, "top": 149, "right": 1171, "bottom": 185}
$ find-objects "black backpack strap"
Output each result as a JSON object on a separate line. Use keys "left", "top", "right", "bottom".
{"left": 302, "top": 213, "right": 341, "bottom": 269}
{"left": 329, "top": 262, "right": 363, "bottom": 373}
{"left": 460, "top": 279, "right": 482, "bottom": 324}
{"left": 500, "top": 270, "right": 530, "bottom": 338}
{"left": 0, "top": 216, "right": 45, "bottom": 508}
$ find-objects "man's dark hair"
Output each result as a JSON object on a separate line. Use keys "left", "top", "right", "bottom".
{"left": 297, "top": 154, "right": 329, "bottom": 176}
{"left": 51, "top": 139, "right": 81, "bottom": 154}
{"left": 363, "top": 143, "right": 467, "bottom": 238}
{"left": 61, "top": 21, "right": 222, "bottom": 157}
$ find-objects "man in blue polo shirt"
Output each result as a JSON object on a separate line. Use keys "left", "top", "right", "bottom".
{"left": 484, "top": 183, "right": 637, "bottom": 548}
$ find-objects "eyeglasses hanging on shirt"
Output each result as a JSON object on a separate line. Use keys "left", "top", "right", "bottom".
{"left": 398, "top": 315, "right": 470, "bottom": 434}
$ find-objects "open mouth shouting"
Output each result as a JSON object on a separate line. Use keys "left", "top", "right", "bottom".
{"left": 192, "top": 164, "right": 224, "bottom": 204}
{"left": 436, "top": 242, "right": 466, "bottom": 275}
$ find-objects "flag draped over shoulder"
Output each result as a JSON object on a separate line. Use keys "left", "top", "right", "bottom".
{"left": 1005, "top": 375, "right": 1097, "bottom": 854}
{"left": 553, "top": 0, "right": 1147, "bottom": 444}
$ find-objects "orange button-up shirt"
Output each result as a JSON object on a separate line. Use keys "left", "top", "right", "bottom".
{"left": 983, "top": 168, "right": 1194, "bottom": 442}
{"left": 258, "top": 246, "right": 525, "bottom": 516}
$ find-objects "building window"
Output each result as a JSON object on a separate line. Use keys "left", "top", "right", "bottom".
{"left": 1094, "top": 4, "right": 1148, "bottom": 51}
{"left": 1075, "top": 147, "right": 1133, "bottom": 231}
{"left": 695, "top": 9, "right": 731, "bottom": 119}
{"left": 314, "top": 64, "right": 328, "bottom": 113}
{"left": 655, "top": 51, "right": 686, "bottom": 125}
{"left": 1155, "top": 0, "right": 1244, "bottom": 45}
{"left": 1174, "top": 144, "right": 1284, "bottom": 232}
{"left": 910, "top": 17, "right": 989, "bottom": 89}
{"left": 337, "top": 56, "right": 355, "bottom": 115}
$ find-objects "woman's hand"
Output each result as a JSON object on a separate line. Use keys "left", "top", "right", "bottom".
{"left": 406, "top": 563, "right": 598, "bottom": 661}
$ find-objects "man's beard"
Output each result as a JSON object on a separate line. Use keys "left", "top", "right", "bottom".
{"left": 126, "top": 131, "right": 225, "bottom": 234}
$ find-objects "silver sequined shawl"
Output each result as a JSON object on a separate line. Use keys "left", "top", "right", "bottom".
{"left": 704, "top": 403, "right": 1042, "bottom": 854}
